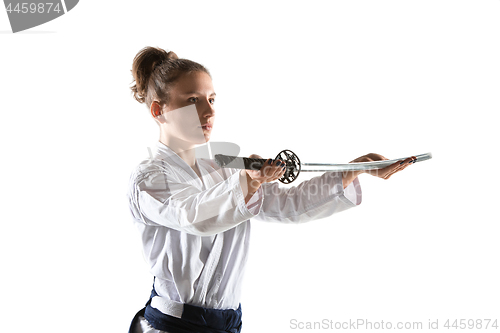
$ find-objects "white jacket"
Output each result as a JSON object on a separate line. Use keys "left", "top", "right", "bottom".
{"left": 128, "top": 141, "right": 362, "bottom": 311}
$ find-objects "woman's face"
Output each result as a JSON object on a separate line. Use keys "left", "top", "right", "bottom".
{"left": 158, "top": 71, "right": 216, "bottom": 147}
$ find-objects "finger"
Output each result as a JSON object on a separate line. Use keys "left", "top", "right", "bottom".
{"left": 384, "top": 157, "right": 414, "bottom": 178}
{"left": 273, "top": 164, "right": 285, "bottom": 177}
{"left": 260, "top": 159, "right": 271, "bottom": 171}
{"left": 269, "top": 172, "right": 283, "bottom": 182}
{"left": 394, "top": 157, "right": 413, "bottom": 169}
{"left": 276, "top": 165, "right": 287, "bottom": 180}
{"left": 374, "top": 159, "right": 405, "bottom": 178}
{"left": 270, "top": 167, "right": 283, "bottom": 181}
{"left": 280, "top": 165, "right": 286, "bottom": 177}
{"left": 260, "top": 163, "right": 272, "bottom": 177}
{"left": 386, "top": 158, "right": 409, "bottom": 172}
{"left": 383, "top": 165, "right": 403, "bottom": 179}
{"left": 269, "top": 160, "right": 282, "bottom": 174}
{"left": 267, "top": 164, "right": 278, "bottom": 177}
{"left": 378, "top": 161, "right": 403, "bottom": 176}
{"left": 383, "top": 167, "right": 399, "bottom": 179}
{"left": 403, "top": 157, "right": 414, "bottom": 165}
{"left": 398, "top": 157, "right": 414, "bottom": 170}
{"left": 279, "top": 160, "right": 287, "bottom": 172}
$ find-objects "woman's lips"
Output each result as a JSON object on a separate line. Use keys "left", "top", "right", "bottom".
{"left": 201, "top": 124, "right": 213, "bottom": 130}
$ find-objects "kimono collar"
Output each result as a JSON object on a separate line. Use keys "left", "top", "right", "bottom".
{"left": 154, "top": 141, "right": 204, "bottom": 187}
{"left": 155, "top": 141, "right": 196, "bottom": 164}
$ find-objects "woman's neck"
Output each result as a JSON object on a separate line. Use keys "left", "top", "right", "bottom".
{"left": 159, "top": 136, "right": 196, "bottom": 168}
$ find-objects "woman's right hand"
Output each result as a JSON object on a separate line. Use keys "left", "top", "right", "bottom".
{"left": 239, "top": 154, "right": 286, "bottom": 204}
{"left": 245, "top": 154, "right": 286, "bottom": 186}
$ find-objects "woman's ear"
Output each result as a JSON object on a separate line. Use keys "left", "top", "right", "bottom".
{"left": 150, "top": 101, "right": 163, "bottom": 118}
{"left": 151, "top": 101, "right": 169, "bottom": 125}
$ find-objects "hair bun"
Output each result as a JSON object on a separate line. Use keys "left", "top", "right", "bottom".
{"left": 130, "top": 46, "right": 177, "bottom": 104}
{"left": 166, "top": 51, "right": 178, "bottom": 61}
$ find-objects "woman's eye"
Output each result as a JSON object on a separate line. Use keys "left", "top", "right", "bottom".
{"left": 189, "top": 97, "right": 198, "bottom": 103}
{"left": 209, "top": 99, "right": 215, "bottom": 105}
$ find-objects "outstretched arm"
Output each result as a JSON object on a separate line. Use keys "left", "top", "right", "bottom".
{"left": 246, "top": 152, "right": 415, "bottom": 224}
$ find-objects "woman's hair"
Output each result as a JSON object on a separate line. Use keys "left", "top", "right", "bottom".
{"left": 130, "top": 46, "right": 211, "bottom": 108}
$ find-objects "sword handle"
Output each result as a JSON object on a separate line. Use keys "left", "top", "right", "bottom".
{"left": 215, "top": 149, "right": 301, "bottom": 184}
{"left": 214, "top": 154, "right": 268, "bottom": 170}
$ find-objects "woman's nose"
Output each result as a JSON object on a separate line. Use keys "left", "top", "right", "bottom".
{"left": 201, "top": 99, "right": 215, "bottom": 116}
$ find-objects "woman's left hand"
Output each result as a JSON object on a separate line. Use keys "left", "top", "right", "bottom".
{"left": 342, "top": 153, "right": 416, "bottom": 188}
{"left": 350, "top": 153, "right": 416, "bottom": 180}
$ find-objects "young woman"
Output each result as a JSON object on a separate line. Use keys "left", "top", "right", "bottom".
{"left": 127, "top": 46, "right": 415, "bottom": 333}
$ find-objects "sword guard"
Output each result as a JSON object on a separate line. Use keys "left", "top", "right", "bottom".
{"left": 275, "top": 149, "right": 301, "bottom": 184}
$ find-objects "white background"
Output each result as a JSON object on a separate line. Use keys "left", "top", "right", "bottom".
{"left": 1, "top": 1, "right": 499, "bottom": 332}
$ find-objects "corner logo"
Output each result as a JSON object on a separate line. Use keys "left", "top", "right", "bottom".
{"left": 3, "top": 0, "right": 78, "bottom": 33}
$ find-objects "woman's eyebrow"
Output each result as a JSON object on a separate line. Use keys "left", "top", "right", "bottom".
{"left": 181, "top": 91, "right": 216, "bottom": 96}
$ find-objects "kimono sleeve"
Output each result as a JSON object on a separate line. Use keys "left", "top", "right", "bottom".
{"left": 128, "top": 169, "right": 259, "bottom": 236}
{"left": 253, "top": 171, "right": 362, "bottom": 223}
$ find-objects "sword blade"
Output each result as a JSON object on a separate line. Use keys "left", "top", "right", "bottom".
{"left": 301, "top": 153, "right": 432, "bottom": 172}
{"left": 214, "top": 152, "right": 432, "bottom": 172}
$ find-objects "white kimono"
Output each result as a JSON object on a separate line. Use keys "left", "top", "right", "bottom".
{"left": 127, "top": 141, "right": 362, "bottom": 314}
